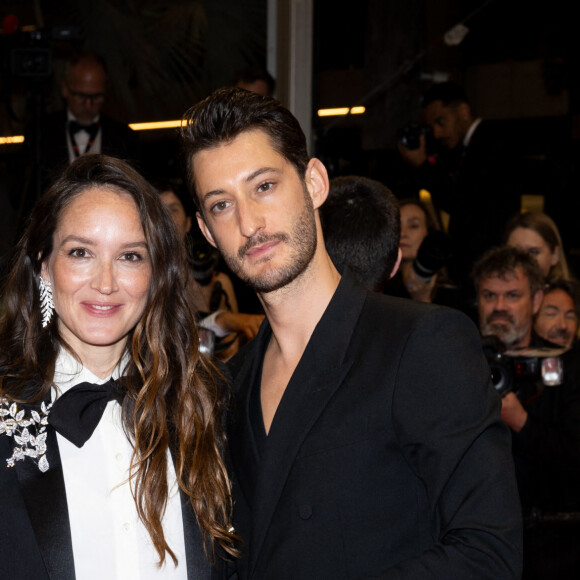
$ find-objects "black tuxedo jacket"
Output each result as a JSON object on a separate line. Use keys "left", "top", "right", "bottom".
{"left": 0, "top": 398, "right": 214, "bottom": 580}
{"left": 227, "top": 273, "right": 522, "bottom": 579}
{"left": 33, "top": 110, "right": 141, "bottom": 191}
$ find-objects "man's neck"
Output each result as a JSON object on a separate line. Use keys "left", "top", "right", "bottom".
{"left": 258, "top": 246, "right": 341, "bottom": 364}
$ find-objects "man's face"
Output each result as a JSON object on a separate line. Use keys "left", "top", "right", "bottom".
{"left": 477, "top": 267, "right": 542, "bottom": 349}
{"left": 62, "top": 61, "right": 106, "bottom": 125}
{"left": 193, "top": 129, "right": 318, "bottom": 294}
{"left": 423, "top": 100, "right": 470, "bottom": 150}
{"left": 534, "top": 289, "right": 578, "bottom": 348}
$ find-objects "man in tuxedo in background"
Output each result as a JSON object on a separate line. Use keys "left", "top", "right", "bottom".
{"left": 31, "top": 52, "right": 140, "bottom": 194}
{"left": 181, "top": 87, "right": 522, "bottom": 579}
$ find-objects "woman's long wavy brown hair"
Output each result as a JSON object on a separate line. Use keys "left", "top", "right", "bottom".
{"left": 0, "top": 154, "right": 238, "bottom": 565}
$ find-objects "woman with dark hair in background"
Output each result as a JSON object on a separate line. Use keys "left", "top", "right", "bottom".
{"left": 0, "top": 155, "right": 237, "bottom": 579}
{"left": 386, "top": 198, "right": 441, "bottom": 303}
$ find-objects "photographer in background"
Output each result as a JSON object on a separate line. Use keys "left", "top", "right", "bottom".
{"left": 398, "top": 82, "right": 519, "bottom": 288}
{"left": 534, "top": 279, "right": 579, "bottom": 349}
{"left": 473, "top": 246, "right": 580, "bottom": 578}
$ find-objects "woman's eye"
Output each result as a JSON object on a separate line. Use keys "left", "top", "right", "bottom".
{"left": 121, "top": 252, "right": 143, "bottom": 262}
{"left": 69, "top": 248, "right": 88, "bottom": 258}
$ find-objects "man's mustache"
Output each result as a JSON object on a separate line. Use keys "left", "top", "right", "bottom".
{"left": 238, "top": 233, "right": 289, "bottom": 260}
{"left": 486, "top": 310, "right": 515, "bottom": 325}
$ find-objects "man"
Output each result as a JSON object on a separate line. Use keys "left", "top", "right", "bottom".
{"left": 475, "top": 246, "right": 545, "bottom": 351}
{"left": 533, "top": 278, "right": 579, "bottom": 348}
{"left": 320, "top": 175, "right": 401, "bottom": 292}
{"left": 234, "top": 65, "right": 275, "bottom": 97}
{"left": 474, "top": 246, "right": 580, "bottom": 578}
{"left": 181, "top": 88, "right": 522, "bottom": 579}
{"left": 34, "top": 52, "right": 140, "bottom": 191}
{"left": 399, "top": 82, "right": 519, "bottom": 286}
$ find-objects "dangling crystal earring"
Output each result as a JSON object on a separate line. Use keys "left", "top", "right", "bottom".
{"left": 39, "top": 278, "right": 55, "bottom": 328}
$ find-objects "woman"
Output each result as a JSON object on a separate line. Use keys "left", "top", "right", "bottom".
{"left": 504, "top": 211, "right": 571, "bottom": 281}
{"left": 387, "top": 198, "right": 439, "bottom": 303}
{"left": 0, "top": 155, "right": 237, "bottom": 579}
{"left": 159, "top": 184, "right": 239, "bottom": 315}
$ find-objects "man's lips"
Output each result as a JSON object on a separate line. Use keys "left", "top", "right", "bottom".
{"left": 244, "top": 240, "right": 281, "bottom": 258}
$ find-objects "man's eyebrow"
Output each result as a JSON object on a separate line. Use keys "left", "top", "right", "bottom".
{"left": 200, "top": 167, "right": 282, "bottom": 204}
{"left": 245, "top": 167, "right": 280, "bottom": 183}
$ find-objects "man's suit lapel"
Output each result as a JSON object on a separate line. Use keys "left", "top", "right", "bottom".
{"left": 246, "top": 273, "right": 367, "bottom": 575}
{"left": 14, "top": 405, "right": 76, "bottom": 580}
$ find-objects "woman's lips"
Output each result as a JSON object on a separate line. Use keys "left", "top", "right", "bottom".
{"left": 81, "top": 302, "right": 122, "bottom": 316}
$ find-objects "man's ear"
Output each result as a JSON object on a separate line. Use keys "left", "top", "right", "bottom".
{"left": 532, "top": 290, "right": 544, "bottom": 315}
{"left": 196, "top": 212, "right": 217, "bottom": 249}
{"left": 304, "top": 158, "right": 330, "bottom": 210}
{"left": 389, "top": 248, "right": 403, "bottom": 279}
{"left": 457, "top": 102, "right": 472, "bottom": 122}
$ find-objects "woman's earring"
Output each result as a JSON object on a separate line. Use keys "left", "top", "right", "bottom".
{"left": 39, "top": 278, "right": 54, "bottom": 328}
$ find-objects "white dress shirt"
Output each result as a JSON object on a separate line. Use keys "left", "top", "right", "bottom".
{"left": 53, "top": 349, "right": 188, "bottom": 579}
{"left": 66, "top": 111, "right": 103, "bottom": 163}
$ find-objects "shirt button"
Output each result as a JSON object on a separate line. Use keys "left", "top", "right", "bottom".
{"left": 123, "top": 522, "right": 130, "bottom": 532}
{"left": 115, "top": 453, "right": 123, "bottom": 462}
{"left": 298, "top": 504, "right": 312, "bottom": 520}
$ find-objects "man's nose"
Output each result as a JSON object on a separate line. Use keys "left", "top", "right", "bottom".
{"left": 237, "top": 199, "right": 265, "bottom": 238}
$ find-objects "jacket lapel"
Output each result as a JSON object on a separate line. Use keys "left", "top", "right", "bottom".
{"left": 247, "top": 273, "right": 366, "bottom": 574}
{"left": 14, "top": 408, "right": 76, "bottom": 580}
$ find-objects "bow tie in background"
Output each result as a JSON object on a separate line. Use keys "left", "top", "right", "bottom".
{"left": 48, "top": 379, "right": 124, "bottom": 448}
{"left": 68, "top": 120, "right": 99, "bottom": 136}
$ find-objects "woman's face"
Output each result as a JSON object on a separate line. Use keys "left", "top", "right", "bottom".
{"left": 506, "top": 226, "right": 559, "bottom": 278}
{"left": 41, "top": 187, "right": 152, "bottom": 361}
{"left": 400, "top": 203, "right": 428, "bottom": 260}
{"left": 160, "top": 190, "right": 191, "bottom": 241}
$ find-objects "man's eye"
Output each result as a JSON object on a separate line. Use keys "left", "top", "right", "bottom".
{"left": 211, "top": 200, "right": 231, "bottom": 213}
{"left": 257, "top": 181, "right": 274, "bottom": 193}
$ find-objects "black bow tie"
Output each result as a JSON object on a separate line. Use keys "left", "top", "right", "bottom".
{"left": 68, "top": 120, "right": 99, "bottom": 136}
{"left": 48, "top": 379, "right": 124, "bottom": 448}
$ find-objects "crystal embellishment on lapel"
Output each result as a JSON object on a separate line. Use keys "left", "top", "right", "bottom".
{"left": 0, "top": 399, "right": 52, "bottom": 472}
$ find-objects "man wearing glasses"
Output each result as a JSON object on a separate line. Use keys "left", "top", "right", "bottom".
{"left": 36, "top": 52, "right": 140, "bottom": 190}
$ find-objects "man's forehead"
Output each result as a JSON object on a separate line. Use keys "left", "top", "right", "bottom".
{"left": 543, "top": 288, "right": 575, "bottom": 309}
{"left": 480, "top": 268, "right": 530, "bottom": 291}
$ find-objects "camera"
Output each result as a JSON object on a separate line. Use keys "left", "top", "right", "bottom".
{"left": 482, "top": 335, "right": 564, "bottom": 397}
{"left": 412, "top": 230, "right": 453, "bottom": 282}
{"left": 397, "top": 123, "right": 430, "bottom": 151}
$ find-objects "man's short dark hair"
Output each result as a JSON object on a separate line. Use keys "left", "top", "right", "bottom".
{"left": 421, "top": 81, "right": 470, "bottom": 109}
{"left": 235, "top": 65, "right": 275, "bottom": 96}
{"left": 543, "top": 278, "right": 580, "bottom": 315}
{"left": 180, "top": 87, "right": 308, "bottom": 209}
{"left": 472, "top": 246, "right": 545, "bottom": 297}
{"left": 321, "top": 176, "right": 400, "bottom": 292}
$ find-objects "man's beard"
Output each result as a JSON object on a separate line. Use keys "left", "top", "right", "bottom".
{"left": 219, "top": 195, "right": 317, "bottom": 294}
{"left": 545, "top": 327, "right": 572, "bottom": 347}
{"left": 481, "top": 310, "right": 530, "bottom": 349}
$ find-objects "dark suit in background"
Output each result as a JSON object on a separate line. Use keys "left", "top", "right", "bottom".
{"left": 36, "top": 110, "right": 141, "bottom": 190}
{"left": 227, "top": 273, "right": 522, "bottom": 579}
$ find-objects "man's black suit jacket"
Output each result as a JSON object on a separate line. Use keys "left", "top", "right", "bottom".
{"left": 0, "top": 396, "right": 214, "bottom": 580}
{"left": 227, "top": 273, "right": 523, "bottom": 579}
